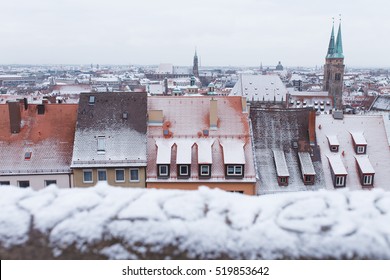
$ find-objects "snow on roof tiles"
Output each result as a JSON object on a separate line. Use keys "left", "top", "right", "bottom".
{"left": 176, "top": 140, "right": 193, "bottom": 165}
{"left": 196, "top": 139, "right": 214, "bottom": 164}
{"left": 273, "top": 150, "right": 289, "bottom": 177}
{"left": 71, "top": 92, "right": 147, "bottom": 168}
{"left": 317, "top": 114, "right": 390, "bottom": 190}
{"left": 147, "top": 96, "right": 255, "bottom": 182}
{"left": 251, "top": 108, "right": 325, "bottom": 195}
{"left": 0, "top": 103, "right": 78, "bottom": 174}
{"left": 350, "top": 132, "right": 367, "bottom": 145}
{"left": 355, "top": 155, "right": 375, "bottom": 174}
{"left": 327, "top": 135, "right": 340, "bottom": 146}
{"left": 327, "top": 154, "right": 348, "bottom": 175}
{"left": 220, "top": 140, "right": 246, "bottom": 164}
{"left": 230, "top": 74, "right": 287, "bottom": 102}
{"left": 156, "top": 139, "right": 173, "bottom": 164}
{"left": 298, "top": 152, "right": 316, "bottom": 176}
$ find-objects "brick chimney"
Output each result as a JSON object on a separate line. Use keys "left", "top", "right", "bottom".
{"left": 309, "top": 109, "right": 316, "bottom": 146}
{"left": 210, "top": 98, "right": 218, "bottom": 130}
{"left": 8, "top": 101, "right": 22, "bottom": 134}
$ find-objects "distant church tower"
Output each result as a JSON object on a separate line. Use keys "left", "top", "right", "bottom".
{"left": 323, "top": 20, "right": 345, "bottom": 110}
{"left": 193, "top": 49, "right": 199, "bottom": 77}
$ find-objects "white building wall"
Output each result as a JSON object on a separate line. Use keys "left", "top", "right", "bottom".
{"left": 0, "top": 174, "right": 72, "bottom": 190}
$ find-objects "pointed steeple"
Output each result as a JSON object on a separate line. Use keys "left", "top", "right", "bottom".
{"left": 334, "top": 21, "right": 344, "bottom": 58}
{"left": 326, "top": 21, "right": 335, "bottom": 58}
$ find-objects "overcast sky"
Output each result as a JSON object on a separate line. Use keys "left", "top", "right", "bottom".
{"left": 0, "top": 0, "right": 389, "bottom": 68}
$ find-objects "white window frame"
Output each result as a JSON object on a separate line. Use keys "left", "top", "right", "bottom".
{"left": 158, "top": 165, "right": 169, "bottom": 176}
{"left": 179, "top": 165, "right": 189, "bottom": 176}
{"left": 363, "top": 175, "right": 373, "bottom": 185}
{"left": 357, "top": 146, "right": 365, "bottom": 154}
{"left": 115, "top": 169, "right": 125, "bottom": 182}
{"left": 227, "top": 165, "right": 243, "bottom": 176}
{"left": 83, "top": 170, "right": 93, "bottom": 183}
{"left": 200, "top": 165, "right": 210, "bottom": 176}
{"left": 330, "top": 145, "right": 338, "bottom": 152}
{"left": 335, "top": 176, "right": 345, "bottom": 187}
{"left": 129, "top": 168, "right": 140, "bottom": 182}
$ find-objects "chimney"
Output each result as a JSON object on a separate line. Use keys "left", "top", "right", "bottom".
{"left": 23, "top": 98, "right": 28, "bottom": 110}
{"left": 210, "top": 98, "right": 218, "bottom": 130}
{"left": 241, "top": 97, "right": 248, "bottom": 112}
{"left": 309, "top": 109, "right": 316, "bottom": 146}
{"left": 7, "top": 101, "right": 22, "bottom": 134}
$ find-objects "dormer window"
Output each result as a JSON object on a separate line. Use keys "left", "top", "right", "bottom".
{"left": 158, "top": 164, "right": 169, "bottom": 178}
{"left": 97, "top": 136, "right": 105, "bottom": 153}
{"left": 357, "top": 146, "right": 365, "bottom": 154}
{"left": 178, "top": 164, "right": 190, "bottom": 178}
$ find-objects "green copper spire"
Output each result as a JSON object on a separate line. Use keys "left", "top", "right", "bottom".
{"left": 334, "top": 22, "right": 344, "bottom": 58}
{"left": 326, "top": 23, "right": 335, "bottom": 58}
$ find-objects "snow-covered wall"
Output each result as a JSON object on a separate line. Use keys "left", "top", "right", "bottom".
{"left": 1, "top": 184, "right": 390, "bottom": 259}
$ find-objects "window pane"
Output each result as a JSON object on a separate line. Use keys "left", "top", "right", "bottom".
{"left": 227, "top": 166, "right": 234, "bottom": 174}
{"left": 159, "top": 165, "right": 168, "bottom": 176}
{"left": 116, "top": 169, "right": 125, "bottom": 181}
{"left": 83, "top": 171, "right": 93, "bottom": 182}
{"left": 97, "top": 137, "right": 105, "bottom": 151}
{"left": 235, "top": 166, "right": 242, "bottom": 174}
{"left": 98, "top": 170, "right": 107, "bottom": 181}
{"left": 0, "top": 181, "right": 11, "bottom": 186}
{"left": 45, "top": 180, "right": 57, "bottom": 187}
{"left": 180, "top": 165, "right": 188, "bottom": 175}
{"left": 18, "top": 181, "right": 30, "bottom": 188}
{"left": 130, "top": 169, "right": 139, "bottom": 181}
{"left": 201, "top": 165, "right": 209, "bottom": 175}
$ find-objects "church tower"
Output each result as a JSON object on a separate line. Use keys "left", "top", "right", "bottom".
{"left": 323, "top": 20, "right": 345, "bottom": 110}
{"left": 193, "top": 49, "right": 199, "bottom": 77}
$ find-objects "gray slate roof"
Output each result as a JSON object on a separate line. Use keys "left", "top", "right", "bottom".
{"left": 71, "top": 92, "right": 147, "bottom": 168}
{"left": 250, "top": 107, "right": 325, "bottom": 194}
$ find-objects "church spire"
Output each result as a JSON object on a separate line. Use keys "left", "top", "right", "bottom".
{"left": 334, "top": 19, "right": 344, "bottom": 58}
{"left": 326, "top": 20, "right": 335, "bottom": 58}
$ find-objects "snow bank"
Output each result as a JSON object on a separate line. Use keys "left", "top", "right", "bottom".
{"left": 1, "top": 184, "right": 390, "bottom": 259}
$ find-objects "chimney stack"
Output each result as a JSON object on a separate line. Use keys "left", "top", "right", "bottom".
{"left": 309, "top": 109, "right": 316, "bottom": 146}
{"left": 210, "top": 98, "right": 218, "bottom": 130}
{"left": 7, "top": 101, "right": 22, "bottom": 134}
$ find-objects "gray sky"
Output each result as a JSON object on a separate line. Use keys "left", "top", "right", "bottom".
{"left": 1, "top": 0, "right": 389, "bottom": 68}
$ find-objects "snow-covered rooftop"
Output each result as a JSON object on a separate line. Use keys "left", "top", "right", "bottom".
{"left": 355, "top": 155, "right": 375, "bottom": 174}
{"left": 316, "top": 114, "right": 390, "bottom": 191}
{"left": 298, "top": 152, "right": 316, "bottom": 176}
{"left": 273, "top": 150, "right": 289, "bottom": 177}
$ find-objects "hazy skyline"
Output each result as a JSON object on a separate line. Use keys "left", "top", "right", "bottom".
{"left": 1, "top": 0, "right": 389, "bottom": 68}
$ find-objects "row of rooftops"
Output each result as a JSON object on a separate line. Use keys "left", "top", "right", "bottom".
{"left": 1, "top": 92, "right": 390, "bottom": 193}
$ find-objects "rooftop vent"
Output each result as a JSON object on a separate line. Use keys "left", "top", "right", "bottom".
{"left": 122, "top": 112, "right": 128, "bottom": 119}
{"left": 24, "top": 152, "right": 32, "bottom": 160}
{"left": 333, "top": 110, "right": 344, "bottom": 120}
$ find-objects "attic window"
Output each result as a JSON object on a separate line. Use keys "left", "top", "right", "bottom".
{"left": 97, "top": 136, "right": 105, "bottom": 153}
{"left": 89, "top": 96, "right": 95, "bottom": 105}
{"left": 24, "top": 152, "right": 32, "bottom": 160}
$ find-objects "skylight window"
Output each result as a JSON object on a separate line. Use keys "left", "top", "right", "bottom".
{"left": 24, "top": 152, "right": 32, "bottom": 160}
{"left": 97, "top": 136, "right": 105, "bottom": 153}
{"left": 89, "top": 96, "right": 95, "bottom": 105}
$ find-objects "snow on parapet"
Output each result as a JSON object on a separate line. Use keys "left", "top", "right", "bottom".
{"left": 1, "top": 185, "right": 390, "bottom": 260}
